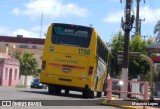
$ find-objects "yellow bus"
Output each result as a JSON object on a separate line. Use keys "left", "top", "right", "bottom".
{"left": 40, "top": 23, "right": 109, "bottom": 98}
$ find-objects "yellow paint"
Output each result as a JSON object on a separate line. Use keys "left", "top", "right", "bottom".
{"left": 40, "top": 23, "right": 109, "bottom": 93}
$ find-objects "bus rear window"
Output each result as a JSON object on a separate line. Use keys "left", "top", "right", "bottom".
{"left": 51, "top": 23, "right": 92, "bottom": 48}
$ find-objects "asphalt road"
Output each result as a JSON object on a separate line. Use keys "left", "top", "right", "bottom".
{"left": 0, "top": 86, "right": 120, "bottom": 109}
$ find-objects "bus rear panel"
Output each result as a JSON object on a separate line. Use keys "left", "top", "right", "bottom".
{"left": 40, "top": 23, "right": 108, "bottom": 98}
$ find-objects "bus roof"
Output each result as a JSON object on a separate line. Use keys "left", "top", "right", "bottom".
{"left": 51, "top": 23, "right": 93, "bottom": 29}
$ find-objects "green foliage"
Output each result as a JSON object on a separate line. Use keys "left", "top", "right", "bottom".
{"left": 154, "top": 21, "right": 160, "bottom": 34}
{"left": 130, "top": 34, "right": 146, "bottom": 53}
{"left": 16, "top": 53, "right": 38, "bottom": 76}
{"left": 129, "top": 34, "right": 150, "bottom": 79}
{"left": 110, "top": 31, "right": 124, "bottom": 57}
{"left": 110, "top": 31, "right": 124, "bottom": 77}
{"left": 110, "top": 32, "right": 155, "bottom": 79}
{"left": 154, "top": 21, "right": 160, "bottom": 42}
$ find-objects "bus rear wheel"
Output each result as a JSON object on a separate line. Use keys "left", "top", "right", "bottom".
{"left": 48, "top": 85, "right": 55, "bottom": 94}
{"left": 83, "top": 90, "right": 94, "bottom": 98}
{"left": 96, "top": 92, "right": 102, "bottom": 97}
{"left": 65, "top": 90, "right": 69, "bottom": 95}
{"left": 54, "top": 86, "right": 61, "bottom": 95}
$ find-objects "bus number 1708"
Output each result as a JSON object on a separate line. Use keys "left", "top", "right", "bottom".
{"left": 78, "top": 48, "right": 90, "bottom": 55}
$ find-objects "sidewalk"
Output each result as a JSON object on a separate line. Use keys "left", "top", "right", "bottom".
{"left": 101, "top": 97, "right": 160, "bottom": 109}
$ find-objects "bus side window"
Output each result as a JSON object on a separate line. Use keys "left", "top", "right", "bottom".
{"left": 97, "top": 37, "right": 108, "bottom": 63}
{"left": 97, "top": 38, "right": 101, "bottom": 58}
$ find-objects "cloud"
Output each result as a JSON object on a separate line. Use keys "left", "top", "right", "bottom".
{"left": 140, "top": 6, "right": 160, "bottom": 23}
{"left": 30, "top": 24, "right": 49, "bottom": 37}
{"left": 13, "top": 29, "right": 40, "bottom": 38}
{"left": 103, "top": 6, "right": 160, "bottom": 24}
{"left": 0, "top": 26, "right": 45, "bottom": 38}
{"left": 103, "top": 11, "right": 123, "bottom": 23}
{"left": 12, "top": 0, "right": 89, "bottom": 19}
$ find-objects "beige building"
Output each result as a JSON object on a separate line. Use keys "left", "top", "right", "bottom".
{"left": 0, "top": 35, "right": 45, "bottom": 69}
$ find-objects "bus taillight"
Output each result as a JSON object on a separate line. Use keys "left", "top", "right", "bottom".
{"left": 42, "top": 60, "right": 46, "bottom": 70}
{"left": 88, "top": 66, "right": 93, "bottom": 76}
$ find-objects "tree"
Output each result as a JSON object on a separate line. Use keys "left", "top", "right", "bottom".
{"left": 110, "top": 32, "right": 155, "bottom": 79}
{"left": 110, "top": 31, "right": 124, "bottom": 78}
{"left": 17, "top": 53, "right": 38, "bottom": 76}
{"left": 129, "top": 34, "right": 149, "bottom": 79}
{"left": 154, "top": 21, "right": 160, "bottom": 42}
{"left": 110, "top": 31, "right": 124, "bottom": 57}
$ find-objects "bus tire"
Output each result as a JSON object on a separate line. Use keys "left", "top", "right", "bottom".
{"left": 82, "top": 90, "right": 87, "bottom": 98}
{"left": 83, "top": 90, "right": 94, "bottom": 98}
{"left": 65, "top": 90, "right": 69, "bottom": 95}
{"left": 54, "top": 86, "right": 61, "bottom": 95}
{"left": 48, "top": 85, "right": 55, "bottom": 94}
{"left": 88, "top": 90, "right": 94, "bottom": 98}
{"left": 97, "top": 92, "right": 102, "bottom": 97}
{"left": 104, "top": 91, "right": 107, "bottom": 96}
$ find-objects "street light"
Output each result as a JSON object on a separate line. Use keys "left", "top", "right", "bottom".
{"left": 119, "top": 81, "right": 124, "bottom": 85}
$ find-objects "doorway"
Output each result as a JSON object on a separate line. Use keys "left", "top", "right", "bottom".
{"left": 9, "top": 69, "right": 12, "bottom": 86}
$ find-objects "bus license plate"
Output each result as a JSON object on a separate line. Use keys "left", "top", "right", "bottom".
{"left": 62, "top": 68, "right": 71, "bottom": 73}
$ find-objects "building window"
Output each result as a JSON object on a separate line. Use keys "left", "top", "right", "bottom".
{"left": 32, "top": 45, "right": 37, "bottom": 49}
{"left": 5, "top": 68, "right": 8, "bottom": 80}
{"left": 14, "top": 69, "right": 17, "bottom": 80}
{"left": 20, "top": 45, "right": 28, "bottom": 48}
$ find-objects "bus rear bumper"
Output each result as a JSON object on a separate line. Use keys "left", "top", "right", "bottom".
{"left": 40, "top": 73, "right": 91, "bottom": 91}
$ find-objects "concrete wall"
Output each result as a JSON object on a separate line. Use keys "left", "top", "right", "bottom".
{"left": 17, "top": 75, "right": 33, "bottom": 87}
{"left": 131, "top": 79, "right": 141, "bottom": 98}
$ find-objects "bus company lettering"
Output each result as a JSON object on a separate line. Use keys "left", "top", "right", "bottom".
{"left": 55, "top": 58, "right": 78, "bottom": 64}
{"left": 64, "top": 29, "right": 88, "bottom": 36}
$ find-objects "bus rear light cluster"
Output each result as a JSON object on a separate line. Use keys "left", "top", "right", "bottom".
{"left": 42, "top": 60, "right": 46, "bottom": 70}
{"left": 88, "top": 66, "right": 93, "bottom": 76}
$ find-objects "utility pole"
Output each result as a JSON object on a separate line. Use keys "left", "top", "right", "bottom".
{"left": 40, "top": 12, "right": 43, "bottom": 38}
{"left": 135, "top": 0, "right": 140, "bottom": 34}
{"left": 121, "top": 0, "right": 134, "bottom": 99}
{"left": 139, "top": 18, "right": 145, "bottom": 35}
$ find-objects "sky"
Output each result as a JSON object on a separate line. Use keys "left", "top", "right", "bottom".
{"left": 0, "top": 0, "right": 160, "bottom": 43}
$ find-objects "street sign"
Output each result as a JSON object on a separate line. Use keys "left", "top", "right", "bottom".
{"left": 117, "top": 51, "right": 141, "bottom": 62}
{"left": 117, "top": 54, "right": 123, "bottom": 64}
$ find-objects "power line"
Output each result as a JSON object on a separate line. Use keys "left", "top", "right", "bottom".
{"left": 148, "top": 0, "right": 159, "bottom": 21}
{"left": 142, "top": 0, "right": 150, "bottom": 35}
{"left": 151, "top": 0, "right": 160, "bottom": 18}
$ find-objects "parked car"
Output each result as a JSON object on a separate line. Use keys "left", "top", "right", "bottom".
{"left": 106, "top": 78, "right": 122, "bottom": 95}
{"left": 112, "top": 79, "right": 121, "bottom": 91}
{"left": 30, "top": 78, "right": 47, "bottom": 89}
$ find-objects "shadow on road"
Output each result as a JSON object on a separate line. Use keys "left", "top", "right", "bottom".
{"left": 18, "top": 89, "right": 84, "bottom": 99}
{"left": 17, "top": 89, "right": 105, "bottom": 106}
{"left": 18, "top": 89, "right": 106, "bottom": 99}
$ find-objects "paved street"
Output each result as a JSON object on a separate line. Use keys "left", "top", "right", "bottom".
{"left": 0, "top": 87, "right": 120, "bottom": 109}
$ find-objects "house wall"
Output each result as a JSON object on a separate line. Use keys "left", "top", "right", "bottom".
{"left": 17, "top": 75, "right": 33, "bottom": 87}
{"left": 0, "top": 65, "right": 3, "bottom": 85}
{"left": 0, "top": 58, "right": 20, "bottom": 86}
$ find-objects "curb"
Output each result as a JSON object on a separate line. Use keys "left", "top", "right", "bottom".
{"left": 100, "top": 97, "right": 141, "bottom": 109}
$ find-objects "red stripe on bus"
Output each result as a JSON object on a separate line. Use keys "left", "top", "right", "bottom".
{"left": 48, "top": 63, "right": 62, "bottom": 67}
{"left": 48, "top": 63, "right": 85, "bottom": 69}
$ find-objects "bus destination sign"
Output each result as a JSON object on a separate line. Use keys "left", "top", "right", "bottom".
{"left": 54, "top": 27, "right": 88, "bottom": 37}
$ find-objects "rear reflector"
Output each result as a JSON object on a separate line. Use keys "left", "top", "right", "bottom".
{"left": 88, "top": 66, "right": 93, "bottom": 76}
{"left": 42, "top": 60, "right": 46, "bottom": 70}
